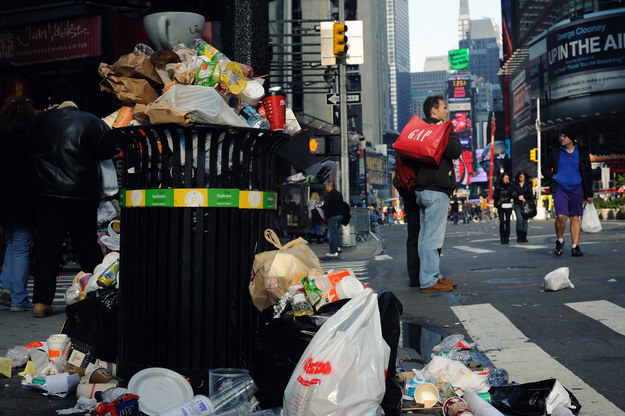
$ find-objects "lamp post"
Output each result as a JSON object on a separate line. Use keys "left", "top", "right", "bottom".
{"left": 535, "top": 98, "right": 546, "bottom": 219}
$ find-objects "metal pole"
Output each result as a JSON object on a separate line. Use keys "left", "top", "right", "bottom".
{"left": 535, "top": 98, "right": 546, "bottom": 219}
{"left": 488, "top": 113, "right": 495, "bottom": 202}
{"left": 338, "top": 0, "right": 349, "bottom": 202}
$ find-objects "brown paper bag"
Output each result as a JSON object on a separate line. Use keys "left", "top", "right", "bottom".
{"left": 98, "top": 51, "right": 162, "bottom": 104}
{"left": 249, "top": 229, "right": 321, "bottom": 311}
{"left": 133, "top": 102, "right": 194, "bottom": 126}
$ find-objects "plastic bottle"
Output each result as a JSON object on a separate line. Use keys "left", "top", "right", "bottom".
{"left": 94, "top": 386, "right": 129, "bottom": 403}
{"left": 486, "top": 367, "right": 509, "bottom": 387}
{"left": 96, "top": 261, "right": 119, "bottom": 288}
{"left": 238, "top": 104, "right": 270, "bottom": 130}
{"left": 250, "top": 409, "right": 282, "bottom": 416}
{"left": 288, "top": 284, "right": 313, "bottom": 316}
{"left": 192, "top": 38, "right": 228, "bottom": 63}
{"left": 134, "top": 43, "right": 155, "bottom": 56}
{"left": 64, "top": 283, "right": 82, "bottom": 305}
{"left": 161, "top": 377, "right": 257, "bottom": 416}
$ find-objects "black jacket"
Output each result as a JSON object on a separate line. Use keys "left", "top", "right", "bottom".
{"left": 0, "top": 128, "right": 35, "bottom": 226}
{"left": 414, "top": 117, "right": 462, "bottom": 196}
{"left": 493, "top": 182, "right": 513, "bottom": 209}
{"left": 323, "top": 189, "right": 344, "bottom": 217}
{"left": 511, "top": 180, "right": 533, "bottom": 205}
{"left": 541, "top": 144, "right": 593, "bottom": 198}
{"left": 31, "top": 104, "right": 116, "bottom": 200}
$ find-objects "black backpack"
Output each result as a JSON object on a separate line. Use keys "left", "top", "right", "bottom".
{"left": 341, "top": 202, "right": 351, "bottom": 226}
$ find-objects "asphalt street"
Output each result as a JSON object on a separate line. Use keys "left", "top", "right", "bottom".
{"left": 1, "top": 218, "right": 623, "bottom": 415}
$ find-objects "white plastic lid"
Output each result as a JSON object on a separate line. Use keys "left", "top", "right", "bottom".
{"left": 128, "top": 367, "right": 193, "bottom": 415}
{"left": 242, "top": 80, "right": 265, "bottom": 100}
{"left": 335, "top": 276, "right": 364, "bottom": 299}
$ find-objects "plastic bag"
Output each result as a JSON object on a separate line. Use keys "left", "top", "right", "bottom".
{"left": 283, "top": 289, "right": 390, "bottom": 416}
{"left": 249, "top": 230, "right": 321, "bottom": 311}
{"left": 581, "top": 203, "right": 601, "bottom": 233}
{"left": 156, "top": 83, "right": 248, "bottom": 127}
{"left": 99, "top": 160, "right": 118, "bottom": 197}
{"left": 489, "top": 379, "right": 581, "bottom": 415}
{"left": 544, "top": 267, "right": 574, "bottom": 291}
{"left": 100, "top": 220, "right": 120, "bottom": 252}
{"left": 6, "top": 345, "right": 30, "bottom": 367}
{"left": 421, "top": 355, "right": 489, "bottom": 393}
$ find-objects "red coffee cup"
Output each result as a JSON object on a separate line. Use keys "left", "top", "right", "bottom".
{"left": 262, "top": 86, "right": 287, "bottom": 131}
{"left": 443, "top": 397, "right": 474, "bottom": 416}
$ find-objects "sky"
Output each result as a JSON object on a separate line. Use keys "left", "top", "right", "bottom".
{"left": 409, "top": 0, "right": 503, "bottom": 72}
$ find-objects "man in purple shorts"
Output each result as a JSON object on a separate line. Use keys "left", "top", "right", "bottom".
{"left": 542, "top": 132, "right": 593, "bottom": 256}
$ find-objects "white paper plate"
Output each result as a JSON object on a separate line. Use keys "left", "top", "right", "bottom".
{"left": 128, "top": 367, "right": 193, "bottom": 415}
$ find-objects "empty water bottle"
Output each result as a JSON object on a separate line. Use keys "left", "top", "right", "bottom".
{"left": 95, "top": 386, "right": 129, "bottom": 403}
{"left": 486, "top": 367, "right": 509, "bottom": 387}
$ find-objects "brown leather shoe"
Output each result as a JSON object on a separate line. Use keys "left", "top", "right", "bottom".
{"left": 33, "top": 303, "right": 54, "bottom": 318}
{"left": 439, "top": 277, "right": 458, "bottom": 288}
{"left": 419, "top": 280, "right": 454, "bottom": 293}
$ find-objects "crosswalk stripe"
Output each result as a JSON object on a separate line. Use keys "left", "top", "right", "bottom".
{"left": 565, "top": 300, "right": 625, "bottom": 337}
{"left": 451, "top": 303, "right": 625, "bottom": 416}
{"left": 453, "top": 246, "right": 494, "bottom": 254}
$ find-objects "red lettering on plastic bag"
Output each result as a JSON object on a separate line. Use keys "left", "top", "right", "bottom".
{"left": 297, "top": 375, "right": 321, "bottom": 386}
{"left": 303, "top": 358, "right": 332, "bottom": 375}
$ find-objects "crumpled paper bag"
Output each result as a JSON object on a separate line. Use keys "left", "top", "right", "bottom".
{"left": 249, "top": 229, "right": 321, "bottom": 311}
{"left": 134, "top": 102, "right": 194, "bottom": 126}
{"left": 98, "top": 51, "right": 162, "bottom": 104}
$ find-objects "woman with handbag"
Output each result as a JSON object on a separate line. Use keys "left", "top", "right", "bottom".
{"left": 494, "top": 172, "right": 514, "bottom": 244}
{"left": 512, "top": 170, "right": 534, "bottom": 242}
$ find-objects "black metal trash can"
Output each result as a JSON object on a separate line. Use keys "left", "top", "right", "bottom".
{"left": 108, "top": 123, "right": 289, "bottom": 390}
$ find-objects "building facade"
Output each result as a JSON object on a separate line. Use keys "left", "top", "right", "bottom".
{"left": 386, "top": 0, "right": 411, "bottom": 132}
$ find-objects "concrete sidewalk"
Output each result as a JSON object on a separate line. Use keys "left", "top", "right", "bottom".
{"left": 304, "top": 225, "right": 384, "bottom": 262}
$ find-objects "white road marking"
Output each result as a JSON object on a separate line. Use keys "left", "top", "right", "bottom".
{"left": 566, "top": 300, "right": 625, "bottom": 336}
{"left": 453, "top": 246, "right": 494, "bottom": 254}
{"left": 451, "top": 303, "right": 625, "bottom": 416}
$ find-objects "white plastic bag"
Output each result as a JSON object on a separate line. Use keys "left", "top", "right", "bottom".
{"left": 581, "top": 203, "right": 602, "bottom": 233}
{"left": 99, "top": 159, "right": 118, "bottom": 197}
{"left": 283, "top": 289, "right": 390, "bottom": 416}
{"left": 544, "top": 267, "right": 574, "bottom": 291}
{"left": 421, "top": 355, "right": 489, "bottom": 393}
{"left": 100, "top": 220, "right": 120, "bottom": 251}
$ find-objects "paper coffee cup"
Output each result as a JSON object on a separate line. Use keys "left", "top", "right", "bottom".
{"left": 241, "top": 80, "right": 265, "bottom": 107}
{"left": 47, "top": 334, "right": 70, "bottom": 365}
{"left": 414, "top": 382, "right": 439, "bottom": 408}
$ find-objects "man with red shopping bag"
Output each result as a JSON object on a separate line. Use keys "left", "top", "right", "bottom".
{"left": 402, "top": 96, "right": 461, "bottom": 292}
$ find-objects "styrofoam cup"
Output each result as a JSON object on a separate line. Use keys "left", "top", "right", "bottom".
{"left": 240, "top": 80, "right": 265, "bottom": 106}
{"left": 208, "top": 368, "right": 249, "bottom": 395}
{"left": 47, "top": 334, "right": 70, "bottom": 365}
{"left": 414, "top": 381, "right": 439, "bottom": 408}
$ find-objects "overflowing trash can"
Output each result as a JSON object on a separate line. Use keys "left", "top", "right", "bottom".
{"left": 109, "top": 123, "right": 289, "bottom": 391}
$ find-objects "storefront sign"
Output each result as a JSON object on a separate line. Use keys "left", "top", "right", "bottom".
{"left": 120, "top": 188, "right": 276, "bottom": 209}
{"left": 0, "top": 15, "right": 102, "bottom": 65}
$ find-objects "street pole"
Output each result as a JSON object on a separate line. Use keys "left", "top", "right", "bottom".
{"left": 338, "top": 0, "right": 349, "bottom": 202}
{"left": 535, "top": 98, "right": 546, "bottom": 219}
{"left": 488, "top": 112, "right": 495, "bottom": 203}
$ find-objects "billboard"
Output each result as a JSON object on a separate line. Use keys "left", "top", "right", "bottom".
{"left": 451, "top": 111, "right": 473, "bottom": 145}
{"left": 529, "top": 9, "right": 625, "bottom": 105}
{"left": 447, "top": 75, "right": 472, "bottom": 103}
{"left": 472, "top": 149, "right": 488, "bottom": 183}
{"left": 449, "top": 49, "right": 470, "bottom": 70}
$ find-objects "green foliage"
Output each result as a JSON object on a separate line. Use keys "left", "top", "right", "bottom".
{"left": 593, "top": 197, "right": 625, "bottom": 209}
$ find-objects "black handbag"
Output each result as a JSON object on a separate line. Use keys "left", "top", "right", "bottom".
{"left": 521, "top": 200, "right": 537, "bottom": 218}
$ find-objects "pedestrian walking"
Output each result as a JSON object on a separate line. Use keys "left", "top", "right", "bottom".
{"left": 494, "top": 172, "right": 514, "bottom": 244}
{"left": 450, "top": 196, "right": 460, "bottom": 225}
{"left": 322, "top": 181, "right": 344, "bottom": 258}
{"left": 387, "top": 203, "right": 396, "bottom": 225}
{"left": 30, "top": 81, "right": 117, "bottom": 318}
{"left": 542, "top": 131, "right": 593, "bottom": 256}
{"left": 0, "top": 96, "right": 37, "bottom": 312}
{"left": 512, "top": 170, "right": 533, "bottom": 242}
{"left": 414, "top": 95, "right": 462, "bottom": 292}
{"left": 307, "top": 192, "right": 324, "bottom": 243}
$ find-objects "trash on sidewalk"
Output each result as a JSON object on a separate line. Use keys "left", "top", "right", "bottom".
{"left": 543, "top": 267, "right": 574, "bottom": 291}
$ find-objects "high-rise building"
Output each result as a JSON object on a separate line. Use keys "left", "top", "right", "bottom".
{"left": 458, "top": 13, "right": 502, "bottom": 85}
{"left": 499, "top": 1, "right": 625, "bottom": 189}
{"left": 410, "top": 70, "right": 448, "bottom": 119}
{"left": 386, "top": 0, "right": 412, "bottom": 132}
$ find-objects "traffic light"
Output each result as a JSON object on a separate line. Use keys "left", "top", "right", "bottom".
{"left": 309, "top": 137, "right": 325, "bottom": 154}
{"left": 332, "top": 21, "right": 348, "bottom": 59}
{"left": 530, "top": 148, "right": 538, "bottom": 162}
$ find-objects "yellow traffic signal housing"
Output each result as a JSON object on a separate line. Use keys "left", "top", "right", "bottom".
{"left": 530, "top": 148, "right": 538, "bottom": 162}
{"left": 333, "top": 22, "right": 348, "bottom": 59}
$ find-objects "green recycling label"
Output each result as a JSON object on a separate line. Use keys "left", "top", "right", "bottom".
{"left": 120, "top": 189, "right": 276, "bottom": 209}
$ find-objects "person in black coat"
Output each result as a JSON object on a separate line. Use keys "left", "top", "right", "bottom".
{"left": 494, "top": 172, "right": 514, "bottom": 244}
{"left": 511, "top": 170, "right": 534, "bottom": 242}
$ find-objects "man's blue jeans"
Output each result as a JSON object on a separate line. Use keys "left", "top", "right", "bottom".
{"left": 0, "top": 225, "right": 34, "bottom": 307}
{"left": 327, "top": 215, "right": 343, "bottom": 254}
{"left": 415, "top": 190, "right": 450, "bottom": 288}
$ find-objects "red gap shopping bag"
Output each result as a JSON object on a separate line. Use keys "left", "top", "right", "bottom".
{"left": 393, "top": 115, "right": 452, "bottom": 165}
